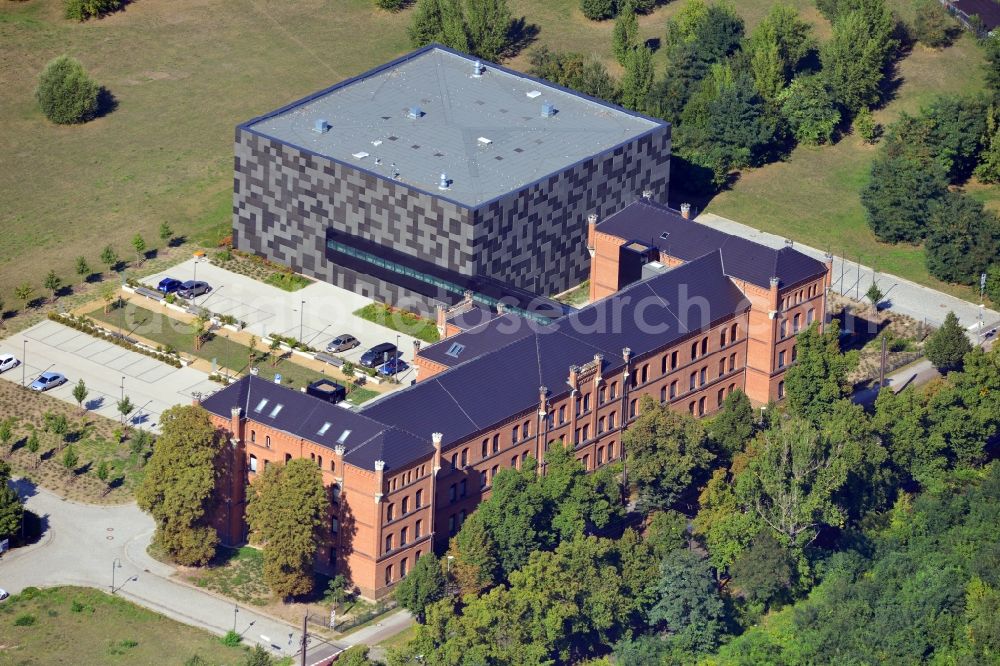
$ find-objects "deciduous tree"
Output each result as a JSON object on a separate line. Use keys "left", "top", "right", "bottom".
{"left": 0, "top": 460, "right": 24, "bottom": 541}
{"left": 245, "top": 458, "right": 328, "bottom": 598}
{"left": 925, "top": 193, "right": 1000, "bottom": 285}
{"left": 821, "top": 1, "right": 897, "bottom": 113}
{"left": 648, "top": 548, "right": 729, "bottom": 656}
{"left": 72, "top": 379, "right": 88, "bottom": 411}
{"left": 395, "top": 553, "right": 446, "bottom": 622}
{"left": 612, "top": 0, "right": 639, "bottom": 65}
{"left": 924, "top": 311, "right": 973, "bottom": 373}
{"left": 779, "top": 75, "right": 840, "bottom": 145}
{"left": 43, "top": 270, "right": 62, "bottom": 301}
{"left": 35, "top": 55, "right": 100, "bottom": 124}
{"left": 620, "top": 45, "right": 654, "bottom": 112}
{"left": 783, "top": 321, "right": 857, "bottom": 423}
{"left": 136, "top": 405, "right": 223, "bottom": 566}
{"left": 708, "top": 388, "right": 755, "bottom": 458}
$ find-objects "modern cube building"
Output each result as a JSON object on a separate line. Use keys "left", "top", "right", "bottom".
{"left": 233, "top": 45, "right": 670, "bottom": 311}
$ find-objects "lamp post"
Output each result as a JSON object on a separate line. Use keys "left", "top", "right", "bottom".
{"left": 299, "top": 300, "right": 305, "bottom": 345}
{"left": 395, "top": 334, "right": 400, "bottom": 381}
{"left": 120, "top": 376, "right": 126, "bottom": 426}
{"left": 21, "top": 339, "right": 26, "bottom": 388}
{"left": 111, "top": 558, "right": 122, "bottom": 594}
{"left": 233, "top": 604, "right": 239, "bottom": 632}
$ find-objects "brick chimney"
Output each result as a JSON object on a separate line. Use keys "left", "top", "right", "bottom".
{"left": 587, "top": 214, "right": 598, "bottom": 258}
{"left": 431, "top": 432, "right": 443, "bottom": 474}
{"left": 568, "top": 365, "right": 580, "bottom": 391}
{"left": 824, "top": 252, "right": 834, "bottom": 291}
{"left": 436, "top": 305, "right": 447, "bottom": 337}
{"left": 593, "top": 353, "right": 603, "bottom": 383}
{"left": 229, "top": 406, "right": 243, "bottom": 446}
{"left": 680, "top": 203, "right": 691, "bottom": 220}
{"left": 769, "top": 277, "right": 780, "bottom": 316}
{"left": 333, "top": 444, "right": 345, "bottom": 484}
{"left": 374, "top": 459, "right": 386, "bottom": 500}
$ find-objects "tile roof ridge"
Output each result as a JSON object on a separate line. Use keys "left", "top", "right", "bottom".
{"left": 434, "top": 379, "right": 482, "bottom": 431}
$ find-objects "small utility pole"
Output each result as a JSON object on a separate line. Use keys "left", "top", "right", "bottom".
{"left": 300, "top": 613, "right": 308, "bottom": 666}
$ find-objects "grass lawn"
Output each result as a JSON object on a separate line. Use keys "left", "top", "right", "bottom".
{"left": 2, "top": 0, "right": 994, "bottom": 304}
{"left": 354, "top": 303, "right": 440, "bottom": 344}
{"left": 189, "top": 546, "right": 272, "bottom": 607}
{"left": 705, "top": 31, "right": 991, "bottom": 303}
{"left": 0, "top": 586, "right": 250, "bottom": 665}
{"left": 0, "top": 379, "right": 148, "bottom": 503}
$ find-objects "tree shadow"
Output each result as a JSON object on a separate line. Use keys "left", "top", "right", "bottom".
{"left": 27, "top": 297, "right": 45, "bottom": 310}
{"left": 10, "top": 436, "right": 27, "bottom": 454}
{"left": 74, "top": 461, "right": 93, "bottom": 476}
{"left": 505, "top": 17, "right": 540, "bottom": 59}
{"left": 168, "top": 235, "right": 187, "bottom": 248}
{"left": 108, "top": 476, "right": 125, "bottom": 490}
{"left": 644, "top": 37, "right": 661, "bottom": 53}
{"left": 85, "top": 396, "right": 105, "bottom": 410}
{"left": 144, "top": 249, "right": 158, "bottom": 262}
{"left": 10, "top": 476, "right": 39, "bottom": 500}
{"left": 17, "top": 510, "right": 49, "bottom": 547}
{"left": 40, "top": 448, "right": 55, "bottom": 462}
{"left": 85, "top": 272, "right": 103, "bottom": 284}
{"left": 95, "top": 87, "right": 118, "bottom": 119}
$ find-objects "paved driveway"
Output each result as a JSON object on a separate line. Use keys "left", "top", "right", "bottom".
{"left": 0, "top": 319, "right": 217, "bottom": 432}
{"left": 146, "top": 259, "right": 420, "bottom": 381}
{"left": 698, "top": 212, "right": 1000, "bottom": 332}
{"left": 0, "top": 481, "right": 343, "bottom": 663}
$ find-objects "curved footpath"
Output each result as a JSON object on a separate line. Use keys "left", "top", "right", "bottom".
{"left": 0, "top": 484, "right": 412, "bottom": 663}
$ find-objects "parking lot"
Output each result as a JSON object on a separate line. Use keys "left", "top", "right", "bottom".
{"left": 144, "top": 258, "right": 421, "bottom": 380}
{"left": 0, "top": 319, "right": 218, "bottom": 431}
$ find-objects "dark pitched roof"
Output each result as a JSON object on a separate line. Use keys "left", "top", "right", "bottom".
{"left": 362, "top": 252, "right": 749, "bottom": 449}
{"left": 199, "top": 375, "right": 430, "bottom": 470}
{"left": 953, "top": 0, "right": 1000, "bottom": 29}
{"left": 597, "top": 200, "right": 827, "bottom": 289}
{"left": 419, "top": 312, "right": 536, "bottom": 367}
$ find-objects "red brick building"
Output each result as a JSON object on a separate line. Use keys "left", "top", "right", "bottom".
{"left": 201, "top": 200, "right": 830, "bottom": 599}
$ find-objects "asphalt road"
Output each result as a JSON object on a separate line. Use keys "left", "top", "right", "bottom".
{"left": 0, "top": 482, "right": 360, "bottom": 662}
{"left": 698, "top": 212, "right": 1000, "bottom": 331}
{"left": 0, "top": 319, "right": 218, "bottom": 432}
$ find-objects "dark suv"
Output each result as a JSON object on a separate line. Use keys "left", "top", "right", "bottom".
{"left": 178, "top": 280, "right": 211, "bottom": 298}
{"left": 360, "top": 342, "right": 398, "bottom": 368}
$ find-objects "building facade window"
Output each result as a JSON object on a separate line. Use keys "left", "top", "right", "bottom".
{"left": 460, "top": 448, "right": 468, "bottom": 468}
{"left": 778, "top": 350, "right": 786, "bottom": 368}
{"left": 401, "top": 527, "right": 408, "bottom": 546}
{"left": 415, "top": 489, "right": 423, "bottom": 508}
{"left": 266, "top": 436, "right": 271, "bottom": 449}
{"left": 778, "top": 380, "right": 785, "bottom": 399}
{"left": 670, "top": 381, "right": 677, "bottom": 398}
{"left": 385, "top": 534, "right": 393, "bottom": 553}
{"left": 415, "top": 519, "right": 422, "bottom": 538}
{"left": 492, "top": 434, "right": 500, "bottom": 453}
{"left": 249, "top": 454, "right": 257, "bottom": 473}
{"left": 386, "top": 503, "right": 395, "bottom": 522}
{"left": 385, "top": 565, "right": 393, "bottom": 585}
{"left": 402, "top": 497, "right": 409, "bottom": 515}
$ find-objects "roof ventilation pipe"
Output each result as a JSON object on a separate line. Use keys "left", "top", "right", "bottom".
{"left": 408, "top": 106, "right": 423, "bottom": 119}
{"left": 472, "top": 60, "right": 485, "bottom": 77}
{"left": 313, "top": 119, "right": 330, "bottom": 133}
{"left": 541, "top": 102, "right": 556, "bottom": 117}
{"left": 438, "top": 173, "right": 450, "bottom": 190}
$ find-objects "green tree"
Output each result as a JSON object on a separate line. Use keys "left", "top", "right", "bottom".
{"left": 985, "top": 35, "right": 1000, "bottom": 100}
{"left": 986, "top": 264, "right": 1000, "bottom": 304}
{"left": 821, "top": 1, "right": 897, "bottom": 112}
{"left": 612, "top": 0, "right": 639, "bottom": 66}
{"left": 62, "top": 444, "right": 79, "bottom": 472}
{"left": 72, "top": 379, "right": 88, "bottom": 411}
{"left": 449, "top": 510, "right": 500, "bottom": 593}
{"left": 242, "top": 645, "right": 275, "bottom": 666}
{"left": 708, "top": 389, "right": 755, "bottom": 458}
{"left": 580, "top": 0, "right": 614, "bottom": 21}
{"left": 861, "top": 150, "right": 948, "bottom": 242}
{"left": 395, "top": 553, "right": 446, "bottom": 622}
{"left": 527, "top": 47, "right": 618, "bottom": 100}
{"left": 100, "top": 244, "right": 119, "bottom": 270}
{"left": 14, "top": 283, "right": 34, "bottom": 310}
{"left": 325, "top": 573, "right": 348, "bottom": 607}
{"left": 779, "top": 75, "right": 840, "bottom": 145}
{"left": 853, "top": 105, "right": 879, "bottom": 143}
{"left": 409, "top": 0, "right": 446, "bottom": 46}
{"left": 117, "top": 395, "right": 135, "bottom": 428}
{"left": 649, "top": 548, "right": 729, "bottom": 656}
{"left": 737, "top": 418, "right": 861, "bottom": 549}
{"left": 43, "top": 270, "right": 62, "bottom": 301}
{"left": 158, "top": 221, "right": 174, "bottom": 243}
{"left": 748, "top": 4, "right": 813, "bottom": 90}
{"left": 0, "top": 419, "right": 14, "bottom": 455}
{"left": 913, "top": 0, "right": 955, "bottom": 48}
{"left": 75, "top": 256, "right": 91, "bottom": 279}
{"left": 132, "top": 234, "right": 147, "bottom": 265}
{"left": 337, "top": 645, "right": 379, "bottom": 666}
{"left": 623, "top": 396, "right": 714, "bottom": 512}
{"left": 136, "top": 405, "right": 223, "bottom": 566}
{"left": 35, "top": 55, "right": 100, "bottom": 124}
{"left": 0, "top": 460, "right": 24, "bottom": 540}
{"left": 376, "top": 0, "right": 407, "bottom": 9}
{"left": 783, "top": 321, "right": 857, "bottom": 423}
{"left": 245, "top": 458, "right": 328, "bottom": 598}
{"left": 729, "top": 530, "right": 795, "bottom": 610}
{"left": 924, "top": 311, "right": 973, "bottom": 373}
{"left": 865, "top": 281, "right": 883, "bottom": 313}
{"left": 64, "top": 0, "right": 124, "bottom": 21}
{"left": 463, "top": 0, "right": 512, "bottom": 61}
{"left": 925, "top": 193, "right": 1000, "bottom": 285}
{"left": 25, "top": 431, "right": 40, "bottom": 467}
{"left": 976, "top": 110, "right": 1000, "bottom": 183}
{"left": 619, "top": 45, "right": 654, "bottom": 112}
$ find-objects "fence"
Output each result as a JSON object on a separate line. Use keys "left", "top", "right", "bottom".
{"left": 306, "top": 598, "right": 398, "bottom": 634}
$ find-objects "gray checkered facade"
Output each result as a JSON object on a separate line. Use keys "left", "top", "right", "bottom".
{"left": 233, "top": 124, "right": 670, "bottom": 309}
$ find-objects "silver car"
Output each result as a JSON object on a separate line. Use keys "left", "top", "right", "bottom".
{"left": 326, "top": 334, "right": 360, "bottom": 353}
{"left": 0, "top": 354, "right": 19, "bottom": 373}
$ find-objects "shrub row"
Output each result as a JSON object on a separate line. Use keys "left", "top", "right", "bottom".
{"left": 49, "top": 313, "right": 183, "bottom": 368}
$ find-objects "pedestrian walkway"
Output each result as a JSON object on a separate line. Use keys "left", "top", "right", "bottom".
{"left": 697, "top": 212, "right": 999, "bottom": 331}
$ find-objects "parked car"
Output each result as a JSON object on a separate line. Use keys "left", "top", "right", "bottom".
{"left": 376, "top": 357, "right": 409, "bottom": 377}
{"left": 178, "top": 280, "right": 211, "bottom": 298}
{"left": 306, "top": 378, "right": 347, "bottom": 405}
{"left": 156, "top": 277, "right": 183, "bottom": 294}
{"left": 0, "top": 589, "right": 8, "bottom": 601}
{"left": 326, "top": 334, "right": 360, "bottom": 353}
{"left": 0, "top": 354, "right": 19, "bottom": 374}
{"left": 30, "top": 371, "right": 67, "bottom": 392}
{"left": 359, "top": 342, "right": 398, "bottom": 368}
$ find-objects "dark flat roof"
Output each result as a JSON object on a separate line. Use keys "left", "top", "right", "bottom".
{"left": 597, "top": 201, "right": 828, "bottom": 289}
{"left": 242, "top": 45, "right": 663, "bottom": 207}
{"left": 952, "top": 0, "right": 1000, "bottom": 29}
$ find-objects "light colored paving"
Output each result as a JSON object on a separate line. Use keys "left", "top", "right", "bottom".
{"left": 0, "top": 319, "right": 218, "bottom": 432}
{"left": 698, "top": 212, "right": 1000, "bottom": 331}
{"left": 145, "top": 258, "right": 421, "bottom": 380}
{"left": 0, "top": 483, "right": 342, "bottom": 662}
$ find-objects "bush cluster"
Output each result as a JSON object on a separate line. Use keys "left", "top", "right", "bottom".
{"left": 49, "top": 313, "right": 183, "bottom": 368}
{"left": 35, "top": 55, "right": 100, "bottom": 125}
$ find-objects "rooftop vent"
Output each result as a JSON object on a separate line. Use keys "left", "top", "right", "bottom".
{"left": 352, "top": 151, "right": 369, "bottom": 159}
{"left": 438, "top": 173, "right": 450, "bottom": 190}
{"left": 526, "top": 90, "right": 542, "bottom": 99}
{"left": 472, "top": 60, "right": 485, "bottom": 77}
{"left": 541, "top": 102, "right": 556, "bottom": 118}
{"left": 407, "top": 106, "right": 423, "bottom": 119}
{"left": 477, "top": 137, "right": 492, "bottom": 145}
{"left": 446, "top": 342, "right": 466, "bottom": 358}
{"left": 372, "top": 139, "right": 382, "bottom": 147}
{"left": 313, "top": 119, "right": 330, "bottom": 133}
{"left": 659, "top": 232, "right": 670, "bottom": 240}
